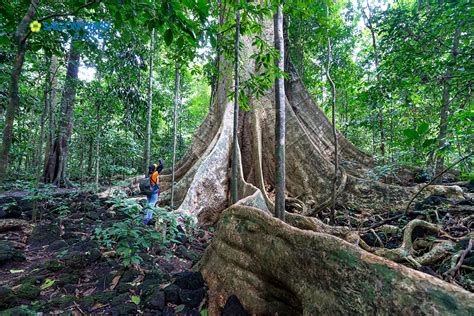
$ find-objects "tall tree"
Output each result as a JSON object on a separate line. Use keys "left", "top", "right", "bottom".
{"left": 0, "top": 0, "right": 39, "bottom": 179}
{"left": 325, "top": 3, "right": 338, "bottom": 225}
{"left": 360, "top": 0, "right": 385, "bottom": 160}
{"left": 171, "top": 63, "right": 180, "bottom": 209}
{"left": 43, "top": 43, "right": 81, "bottom": 186}
{"left": 144, "top": 28, "right": 155, "bottom": 175}
{"left": 43, "top": 55, "right": 59, "bottom": 178}
{"left": 231, "top": 2, "right": 241, "bottom": 204}
{"left": 435, "top": 25, "right": 462, "bottom": 180}
{"left": 274, "top": 4, "right": 285, "bottom": 221}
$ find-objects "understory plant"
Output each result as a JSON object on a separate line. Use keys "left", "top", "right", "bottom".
{"left": 94, "top": 197, "right": 184, "bottom": 266}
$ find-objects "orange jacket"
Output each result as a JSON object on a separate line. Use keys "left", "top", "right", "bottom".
{"left": 149, "top": 170, "right": 159, "bottom": 185}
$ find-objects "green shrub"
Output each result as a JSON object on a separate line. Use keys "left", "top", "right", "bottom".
{"left": 94, "top": 198, "right": 182, "bottom": 266}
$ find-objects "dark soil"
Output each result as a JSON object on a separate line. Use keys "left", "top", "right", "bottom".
{"left": 0, "top": 189, "right": 211, "bottom": 315}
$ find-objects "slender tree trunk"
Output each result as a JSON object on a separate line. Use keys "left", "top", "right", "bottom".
{"left": 80, "top": 124, "right": 85, "bottom": 185}
{"left": 87, "top": 136, "right": 94, "bottom": 176}
{"left": 435, "top": 26, "right": 461, "bottom": 181}
{"left": 36, "top": 56, "right": 57, "bottom": 181}
{"left": 274, "top": 5, "right": 286, "bottom": 221}
{"left": 144, "top": 28, "right": 155, "bottom": 175}
{"left": 361, "top": 0, "right": 385, "bottom": 160}
{"left": 95, "top": 109, "right": 100, "bottom": 192}
{"left": 231, "top": 2, "right": 240, "bottom": 204}
{"left": 325, "top": 4, "right": 338, "bottom": 225}
{"left": 171, "top": 64, "right": 180, "bottom": 209}
{"left": 43, "top": 43, "right": 81, "bottom": 186}
{"left": 94, "top": 72, "right": 103, "bottom": 192}
{"left": 0, "top": 0, "right": 39, "bottom": 179}
{"left": 43, "top": 55, "right": 59, "bottom": 176}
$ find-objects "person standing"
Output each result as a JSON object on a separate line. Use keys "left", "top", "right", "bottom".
{"left": 144, "top": 159, "right": 163, "bottom": 224}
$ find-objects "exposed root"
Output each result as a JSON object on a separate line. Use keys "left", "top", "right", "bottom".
{"left": 444, "top": 239, "right": 473, "bottom": 277}
{"left": 199, "top": 205, "right": 474, "bottom": 315}
{"left": 372, "top": 219, "right": 455, "bottom": 268}
{"left": 285, "top": 197, "right": 308, "bottom": 215}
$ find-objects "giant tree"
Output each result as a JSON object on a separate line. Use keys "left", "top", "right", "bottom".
{"left": 154, "top": 1, "right": 473, "bottom": 313}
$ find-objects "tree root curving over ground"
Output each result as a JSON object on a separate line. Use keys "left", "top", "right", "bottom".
{"left": 199, "top": 206, "right": 474, "bottom": 315}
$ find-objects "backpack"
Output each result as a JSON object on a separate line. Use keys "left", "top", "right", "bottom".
{"left": 139, "top": 175, "right": 159, "bottom": 194}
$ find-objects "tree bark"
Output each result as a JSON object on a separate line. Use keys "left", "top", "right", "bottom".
{"left": 87, "top": 136, "right": 94, "bottom": 176}
{"left": 200, "top": 206, "right": 474, "bottom": 315}
{"left": 171, "top": 64, "right": 180, "bottom": 209}
{"left": 144, "top": 28, "right": 155, "bottom": 175}
{"left": 274, "top": 5, "right": 286, "bottom": 221}
{"left": 95, "top": 106, "right": 100, "bottom": 192}
{"left": 0, "top": 0, "right": 39, "bottom": 179}
{"left": 80, "top": 125, "right": 85, "bottom": 185}
{"left": 44, "top": 55, "right": 59, "bottom": 175}
{"left": 36, "top": 68, "right": 49, "bottom": 181}
{"left": 43, "top": 43, "right": 81, "bottom": 186}
{"left": 325, "top": 3, "right": 338, "bottom": 225}
{"left": 231, "top": 2, "right": 240, "bottom": 204}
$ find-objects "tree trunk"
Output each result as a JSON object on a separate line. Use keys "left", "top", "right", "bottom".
{"left": 43, "top": 55, "right": 59, "bottom": 174}
{"left": 274, "top": 5, "right": 286, "bottom": 221}
{"left": 231, "top": 3, "right": 240, "bottom": 204}
{"left": 36, "top": 62, "right": 50, "bottom": 181}
{"left": 325, "top": 4, "right": 338, "bottom": 225}
{"left": 361, "top": 0, "right": 385, "bottom": 160}
{"left": 435, "top": 26, "right": 461, "bottom": 182}
{"left": 170, "top": 64, "right": 180, "bottom": 209}
{"left": 87, "top": 136, "right": 94, "bottom": 176}
{"left": 80, "top": 125, "right": 85, "bottom": 185}
{"left": 94, "top": 76, "right": 103, "bottom": 192}
{"left": 144, "top": 28, "right": 155, "bottom": 175}
{"left": 43, "top": 43, "right": 81, "bottom": 186}
{"left": 0, "top": 0, "right": 39, "bottom": 179}
{"left": 95, "top": 120, "right": 100, "bottom": 192}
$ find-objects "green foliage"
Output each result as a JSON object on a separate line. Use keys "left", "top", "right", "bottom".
{"left": 94, "top": 197, "right": 183, "bottom": 267}
{"left": 288, "top": 0, "right": 472, "bottom": 170}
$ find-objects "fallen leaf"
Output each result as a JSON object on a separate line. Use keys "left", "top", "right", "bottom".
{"left": 82, "top": 287, "right": 96, "bottom": 296}
{"left": 90, "top": 303, "right": 108, "bottom": 311}
{"left": 41, "top": 278, "right": 55, "bottom": 290}
{"left": 159, "top": 282, "right": 171, "bottom": 289}
{"left": 110, "top": 274, "right": 121, "bottom": 290}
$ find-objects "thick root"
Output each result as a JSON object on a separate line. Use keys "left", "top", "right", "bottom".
{"left": 199, "top": 205, "right": 474, "bottom": 315}
{"left": 373, "top": 219, "right": 456, "bottom": 268}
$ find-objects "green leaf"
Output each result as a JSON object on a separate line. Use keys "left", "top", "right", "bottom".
{"left": 131, "top": 295, "right": 141, "bottom": 305}
{"left": 417, "top": 122, "right": 429, "bottom": 135}
{"left": 403, "top": 128, "right": 418, "bottom": 140}
{"left": 210, "top": 34, "right": 217, "bottom": 48}
{"left": 200, "top": 309, "right": 208, "bottom": 316}
{"left": 164, "top": 28, "right": 173, "bottom": 46}
{"left": 175, "top": 305, "right": 185, "bottom": 312}
{"left": 41, "top": 278, "right": 55, "bottom": 290}
{"left": 422, "top": 138, "right": 437, "bottom": 148}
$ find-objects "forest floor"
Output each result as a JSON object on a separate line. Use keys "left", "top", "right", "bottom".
{"left": 0, "top": 179, "right": 472, "bottom": 315}
{"left": 0, "top": 188, "right": 213, "bottom": 315}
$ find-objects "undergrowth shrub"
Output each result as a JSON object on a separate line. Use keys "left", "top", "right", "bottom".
{"left": 94, "top": 197, "right": 190, "bottom": 266}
